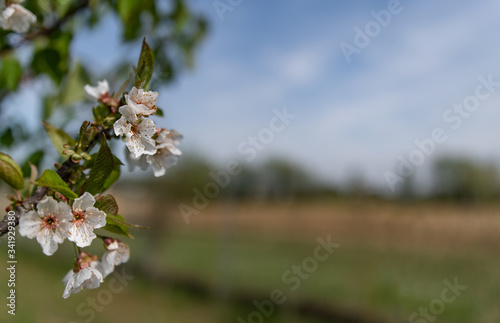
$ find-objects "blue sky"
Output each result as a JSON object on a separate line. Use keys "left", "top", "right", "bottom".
{"left": 6, "top": 0, "right": 500, "bottom": 192}
{"left": 165, "top": 0, "right": 500, "bottom": 191}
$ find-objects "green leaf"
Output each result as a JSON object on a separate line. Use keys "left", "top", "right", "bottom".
{"left": 117, "top": 0, "right": 142, "bottom": 23}
{"left": 21, "top": 150, "right": 44, "bottom": 177}
{"left": 31, "top": 31, "right": 72, "bottom": 84}
{"left": 42, "top": 121, "right": 76, "bottom": 156}
{"left": 92, "top": 104, "right": 110, "bottom": 124}
{"left": 0, "top": 153, "right": 24, "bottom": 190}
{"left": 1, "top": 56, "right": 22, "bottom": 91}
{"left": 94, "top": 194, "right": 119, "bottom": 216}
{"left": 171, "top": 0, "right": 189, "bottom": 31}
{"left": 59, "top": 63, "right": 90, "bottom": 106}
{"left": 134, "top": 38, "right": 154, "bottom": 89}
{"left": 35, "top": 169, "right": 77, "bottom": 199}
{"left": 102, "top": 156, "right": 122, "bottom": 191}
{"left": 103, "top": 214, "right": 132, "bottom": 238}
{"left": 86, "top": 137, "right": 114, "bottom": 195}
{"left": 31, "top": 48, "right": 62, "bottom": 83}
{"left": 155, "top": 107, "right": 164, "bottom": 117}
{"left": 0, "top": 128, "right": 14, "bottom": 147}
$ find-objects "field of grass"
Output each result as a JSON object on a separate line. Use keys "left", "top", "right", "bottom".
{"left": 2, "top": 199, "right": 500, "bottom": 322}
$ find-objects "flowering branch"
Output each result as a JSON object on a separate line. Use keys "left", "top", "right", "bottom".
{"left": 0, "top": 125, "right": 106, "bottom": 237}
{"left": 0, "top": 0, "right": 90, "bottom": 55}
{"left": 0, "top": 38, "right": 183, "bottom": 298}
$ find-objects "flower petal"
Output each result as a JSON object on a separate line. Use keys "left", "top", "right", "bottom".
{"left": 62, "top": 267, "right": 102, "bottom": 299}
{"left": 146, "top": 154, "right": 166, "bottom": 177}
{"left": 36, "top": 196, "right": 59, "bottom": 217}
{"left": 73, "top": 192, "right": 95, "bottom": 212}
{"left": 36, "top": 228, "right": 59, "bottom": 256}
{"left": 57, "top": 201, "right": 73, "bottom": 222}
{"left": 125, "top": 148, "right": 149, "bottom": 171}
{"left": 138, "top": 119, "right": 156, "bottom": 138}
{"left": 113, "top": 117, "right": 130, "bottom": 137}
{"left": 68, "top": 223, "right": 97, "bottom": 248}
{"left": 18, "top": 211, "right": 41, "bottom": 239}
{"left": 118, "top": 105, "right": 138, "bottom": 124}
{"left": 85, "top": 207, "right": 106, "bottom": 229}
{"left": 126, "top": 132, "right": 157, "bottom": 158}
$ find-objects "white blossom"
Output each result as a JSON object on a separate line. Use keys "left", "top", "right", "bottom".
{"left": 62, "top": 253, "right": 103, "bottom": 299}
{"left": 18, "top": 196, "right": 72, "bottom": 256}
{"left": 67, "top": 192, "right": 106, "bottom": 248}
{"left": 126, "top": 86, "right": 158, "bottom": 116}
{"left": 97, "top": 239, "right": 130, "bottom": 278}
{"left": 125, "top": 146, "right": 149, "bottom": 172}
{"left": 114, "top": 105, "right": 157, "bottom": 158}
{"left": 0, "top": 1, "right": 36, "bottom": 33}
{"left": 84, "top": 80, "right": 110, "bottom": 101}
{"left": 146, "top": 129, "right": 182, "bottom": 177}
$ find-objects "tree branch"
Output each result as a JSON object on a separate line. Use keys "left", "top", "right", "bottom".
{"left": 0, "top": 124, "right": 106, "bottom": 236}
{"left": 0, "top": 0, "right": 90, "bottom": 55}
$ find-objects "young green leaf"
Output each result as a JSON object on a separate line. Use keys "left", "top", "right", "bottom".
{"left": 0, "top": 153, "right": 24, "bottom": 190}
{"left": 94, "top": 194, "right": 119, "bottom": 216}
{"left": 102, "top": 156, "right": 122, "bottom": 191}
{"left": 0, "top": 56, "right": 22, "bottom": 91}
{"left": 42, "top": 121, "right": 76, "bottom": 156}
{"left": 86, "top": 137, "right": 114, "bottom": 195}
{"left": 134, "top": 38, "right": 154, "bottom": 89}
{"left": 102, "top": 214, "right": 133, "bottom": 238}
{"left": 35, "top": 169, "right": 78, "bottom": 199}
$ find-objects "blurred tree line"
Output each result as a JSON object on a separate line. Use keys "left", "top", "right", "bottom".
{"left": 115, "top": 154, "right": 500, "bottom": 204}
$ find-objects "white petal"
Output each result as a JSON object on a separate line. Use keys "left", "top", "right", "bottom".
{"left": 138, "top": 119, "right": 156, "bottom": 138}
{"left": 126, "top": 98, "right": 151, "bottom": 116}
{"left": 97, "top": 80, "right": 109, "bottom": 94}
{"left": 53, "top": 221, "right": 71, "bottom": 243}
{"left": 84, "top": 80, "right": 109, "bottom": 100}
{"left": 62, "top": 271, "right": 78, "bottom": 299}
{"left": 82, "top": 268, "right": 103, "bottom": 289}
{"left": 146, "top": 154, "right": 166, "bottom": 177}
{"left": 125, "top": 148, "right": 149, "bottom": 171}
{"left": 73, "top": 192, "right": 95, "bottom": 211}
{"left": 36, "top": 228, "right": 59, "bottom": 256}
{"left": 84, "top": 207, "right": 106, "bottom": 229}
{"left": 62, "top": 267, "right": 101, "bottom": 299}
{"left": 98, "top": 251, "right": 117, "bottom": 278}
{"left": 115, "top": 242, "right": 130, "bottom": 265}
{"left": 18, "top": 211, "right": 41, "bottom": 238}
{"left": 127, "top": 87, "right": 158, "bottom": 112}
{"left": 118, "top": 105, "right": 138, "bottom": 123}
{"left": 3, "top": 4, "right": 36, "bottom": 33}
{"left": 113, "top": 117, "right": 129, "bottom": 137}
{"left": 56, "top": 201, "right": 73, "bottom": 222}
{"left": 126, "top": 133, "right": 157, "bottom": 158}
{"left": 84, "top": 85, "right": 100, "bottom": 100}
{"left": 62, "top": 269, "right": 74, "bottom": 285}
{"left": 36, "top": 196, "right": 59, "bottom": 217}
{"left": 68, "top": 223, "right": 97, "bottom": 248}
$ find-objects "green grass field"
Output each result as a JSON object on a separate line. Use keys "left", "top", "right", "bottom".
{"left": 2, "top": 201, "right": 500, "bottom": 323}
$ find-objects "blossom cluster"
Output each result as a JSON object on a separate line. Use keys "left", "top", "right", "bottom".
{"left": 85, "top": 81, "right": 182, "bottom": 177}
{"left": 0, "top": 0, "right": 36, "bottom": 33}
{"left": 1, "top": 35, "right": 178, "bottom": 301}
{"left": 18, "top": 193, "right": 130, "bottom": 298}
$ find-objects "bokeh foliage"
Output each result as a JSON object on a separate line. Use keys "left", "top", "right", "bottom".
{"left": 0, "top": 0, "right": 207, "bottom": 152}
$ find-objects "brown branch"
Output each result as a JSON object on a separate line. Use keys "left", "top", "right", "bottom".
{"left": 0, "top": 124, "right": 106, "bottom": 236}
{"left": 0, "top": 0, "right": 90, "bottom": 55}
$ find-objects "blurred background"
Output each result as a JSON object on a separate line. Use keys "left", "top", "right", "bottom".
{"left": 1, "top": 0, "right": 500, "bottom": 322}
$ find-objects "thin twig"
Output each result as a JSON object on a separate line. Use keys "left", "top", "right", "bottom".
{"left": 0, "top": 0, "right": 90, "bottom": 55}
{"left": 0, "top": 124, "right": 106, "bottom": 236}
